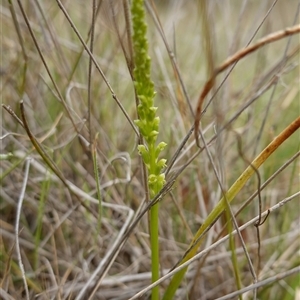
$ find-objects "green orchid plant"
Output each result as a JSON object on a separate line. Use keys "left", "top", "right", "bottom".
{"left": 131, "top": 0, "right": 167, "bottom": 299}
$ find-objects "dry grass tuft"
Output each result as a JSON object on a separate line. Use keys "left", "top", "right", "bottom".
{"left": 1, "top": 1, "right": 299, "bottom": 299}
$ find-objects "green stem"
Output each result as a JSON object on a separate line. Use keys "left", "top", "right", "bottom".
{"left": 226, "top": 208, "right": 242, "bottom": 300}
{"left": 149, "top": 144, "right": 160, "bottom": 300}
{"left": 150, "top": 201, "right": 160, "bottom": 299}
{"left": 92, "top": 138, "right": 102, "bottom": 238}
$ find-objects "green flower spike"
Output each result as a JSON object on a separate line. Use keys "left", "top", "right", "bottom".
{"left": 131, "top": 0, "right": 167, "bottom": 299}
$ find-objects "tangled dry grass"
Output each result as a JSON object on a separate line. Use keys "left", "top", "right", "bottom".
{"left": 1, "top": 1, "right": 299, "bottom": 299}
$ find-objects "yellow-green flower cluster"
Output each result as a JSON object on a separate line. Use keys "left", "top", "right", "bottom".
{"left": 131, "top": 0, "right": 167, "bottom": 197}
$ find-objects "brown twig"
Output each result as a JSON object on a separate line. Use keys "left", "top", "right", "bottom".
{"left": 194, "top": 24, "right": 300, "bottom": 144}
{"left": 2, "top": 104, "right": 24, "bottom": 128}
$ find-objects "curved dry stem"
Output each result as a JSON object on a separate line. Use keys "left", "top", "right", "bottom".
{"left": 15, "top": 158, "right": 31, "bottom": 300}
{"left": 194, "top": 24, "right": 300, "bottom": 143}
{"left": 163, "top": 116, "right": 300, "bottom": 299}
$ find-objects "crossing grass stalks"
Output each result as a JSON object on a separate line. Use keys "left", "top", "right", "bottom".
{"left": 1, "top": 1, "right": 299, "bottom": 299}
